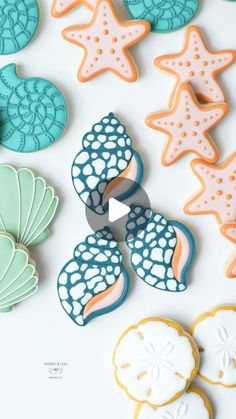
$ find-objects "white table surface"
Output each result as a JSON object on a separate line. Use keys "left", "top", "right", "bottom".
{"left": 0, "top": 0, "right": 236, "bottom": 417}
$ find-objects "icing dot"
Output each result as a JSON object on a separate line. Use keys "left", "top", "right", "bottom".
{"left": 97, "top": 49, "right": 103, "bottom": 54}
{"left": 194, "top": 54, "right": 200, "bottom": 60}
{"left": 110, "top": 49, "right": 115, "bottom": 54}
{"left": 226, "top": 194, "right": 232, "bottom": 200}
{"left": 200, "top": 71, "right": 205, "bottom": 76}
{"left": 94, "top": 37, "right": 99, "bottom": 42}
{"left": 194, "top": 121, "right": 200, "bottom": 126}
{"left": 192, "top": 131, "right": 197, "bottom": 136}
{"left": 189, "top": 71, "right": 195, "bottom": 76}
{"left": 185, "top": 61, "right": 191, "bottom": 67}
{"left": 202, "top": 61, "right": 208, "bottom": 66}
{"left": 216, "top": 190, "right": 223, "bottom": 195}
{"left": 185, "top": 114, "right": 191, "bottom": 120}
{"left": 229, "top": 176, "right": 235, "bottom": 181}
{"left": 176, "top": 123, "right": 182, "bottom": 128}
{"left": 112, "top": 37, "right": 117, "bottom": 43}
{"left": 103, "top": 29, "right": 109, "bottom": 35}
{"left": 217, "top": 178, "right": 223, "bottom": 184}
{"left": 181, "top": 132, "right": 187, "bottom": 138}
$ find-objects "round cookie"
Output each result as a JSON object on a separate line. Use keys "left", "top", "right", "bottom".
{"left": 191, "top": 305, "right": 236, "bottom": 387}
{"left": 124, "top": 0, "right": 199, "bottom": 33}
{"left": 113, "top": 317, "right": 199, "bottom": 407}
{"left": 134, "top": 387, "right": 213, "bottom": 419}
{"left": 0, "top": 64, "right": 67, "bottom": 153}
{"left": 0, "top": 0, "right": 39, "bottom": 55}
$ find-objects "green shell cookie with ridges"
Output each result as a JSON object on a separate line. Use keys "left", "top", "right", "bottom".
{"left": 124, "top": 0, "right": 199, "bottom": 33}
{"left": 0, "top": 64, "right": 67, "bottom": 152}
{"left": 0, "top": 0, "right": 39, "bottom": 55}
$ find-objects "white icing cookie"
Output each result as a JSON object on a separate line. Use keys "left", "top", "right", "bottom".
{"left": 134, "top": 387, "right": 213, "bottom": 419}
{"left": 191, "top": 305, "right": 236, "bottom": 387}
{"left": 113, "top": 318, "right": 199, "bottom": 407}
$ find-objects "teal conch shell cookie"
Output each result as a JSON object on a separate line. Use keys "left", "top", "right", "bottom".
{"left": 0, "top": 165, "right": 59, "bottom": 247}
{"left": 58, "top": 227, "right": 130, "bottom": 326}
{"left": 0, "top": 64, "right": 67, "bottom": 152}
{"left": 126, "top": 206, "right": 195, "bottom": 292}
{"left": 0, "top": 0, "right": 39, "bottom": 55}
{"left": 0, "top": 233, "right": 38, "bottom": 312}
{"left": 72, "top": 112, "right": 143, "bottom": 214}
{"left": 124, "top": 0, "right": 199, "bottom": 33}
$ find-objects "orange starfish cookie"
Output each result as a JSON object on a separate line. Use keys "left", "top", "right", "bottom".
{"left": 51, "top": 0, "right": 96, "bottom": 17}
{"left": 145, "top": 82, "right": 228, "bottom": 166}
{"left": 155, "top": 26, "right": 236, "bottom": 103}
{"left": 184, "top": 153, "right": 236, "bottom": 225}
{"left": 62, "top": 0, "right": 150, "bottom": 82}
{"left": 221, "top": 223, "right": 236, "bottom": 279}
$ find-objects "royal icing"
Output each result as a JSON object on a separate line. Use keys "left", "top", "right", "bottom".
{"left": 62, "top": 0, "right": 150, "bottom": 82}
{"left": 0, "top": 233, "right": 38, "bottom": 312}
{"left": 113, "top": 318, "right": 199, "bottom": 407}
{"left": 155, "top": 26, "right": 236, "bottom": 103}
{"left": 0, "top": 64, "right": 67, "bottom": 153}
{"left": 184, "top": 153, "right": 236, "bottom": 225}
{"left": 191, "top": 306, "right": 236, "bottom": 387}
{"left": 51, "top": 0, "right": 96, "bottom": 17}
{"left": 126, "top": 206, "right": 195, "bottom": 292}
{"left": 134, "top": 387, "right": 213, "bottom": 419}
{"left": 58, "top": 227, "right": 130, "bottom": 326}
{"left": 146, "top": 82, "right": 228, "bottom": 166}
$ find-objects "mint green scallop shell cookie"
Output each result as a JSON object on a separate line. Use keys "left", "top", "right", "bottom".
{"left": 0, "top": 64, "right": 67, "bottom": 153}
{"left": 0, "top": 165, "right": 59, "bottom": 247}
{"left": 124, "top": 0, "right": 199, "bottom": 33}
{"left": 0, "top": 0, "right": 39, "bottom": 55}
{"left": 0, "top": 232, "right": 38, "bottom": 312}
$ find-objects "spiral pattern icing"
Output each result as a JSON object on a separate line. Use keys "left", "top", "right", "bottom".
{"left": 0, "top": 0, "right": 39, "bottom": 55}
{"left": 58, "top": 227, "right": 130, "bottom": 326}
{"left": 72, "top": 112, "right": 143, "bottom": 214}
{"left": 124, "top": 0, "right": 199, "bottom": 33}
{"left": 126, "top": 206, "right": 195, "bottom": 292}
{"left": 0, "top": 64, "right": 67, "bottom": 152}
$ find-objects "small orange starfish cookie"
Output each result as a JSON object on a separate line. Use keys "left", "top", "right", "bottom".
{"left": 62, "top": 0, "right": 150, "bottom": 82}
{"left": 145, "top": 82, "right": 228, "bottom": 166}
{"left": 184, "top": 153, "right": 236, "bottom": 225}
{"left": 155, "top": 26, "right": 236, "bottom": 103}
{"left": 51, "top": 0, "right": 95, "bottom": 17}
{"left": 221, "top": 223, "right": 236, "bottom": 279}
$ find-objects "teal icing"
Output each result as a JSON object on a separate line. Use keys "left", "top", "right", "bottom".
{"left": 0, "top": 0, "right": 39, "bottom": 55}
{"left": 0, "top": 64, "right": 67, "bottom": 152}
{"left": 72, "top": 113, "right": 144, "bottom": 215}
{"left": 58, "top": 227, "right": 130, "bottom": 326}
{"left": 126, "top": 206, "right": 195, "bottom": 292}
{"left": 124, "top": 0, "right": 199, "bottom": 33}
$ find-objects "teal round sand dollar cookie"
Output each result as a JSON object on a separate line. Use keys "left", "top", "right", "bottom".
{"left": 0, "top": 0, "right": 39, "bottom": 55}
{"left": 124, "top": 0, "right": 199, "bottom": 33}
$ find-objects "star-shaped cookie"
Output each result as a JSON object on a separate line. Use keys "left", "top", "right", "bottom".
{"left": 51, "top": 0, "right": 95, "bottom": 17}
{"left": 145, "top": 82, "right": 228, "bottom": 166}
{"left": 62, "top": 0, "right": 150, "bottom": 82}
{"left": 221, "top": 223, "right": 236, "bottom": 278}
{"left": 155, "top": 26, "right": 236, "bottom": 103}
{"left": 184, "top": 153, "right": 236, "bottom": 225}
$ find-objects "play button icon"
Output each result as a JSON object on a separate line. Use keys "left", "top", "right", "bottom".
{"left": 108, "top": 198, "right": 131, "bottom": 223}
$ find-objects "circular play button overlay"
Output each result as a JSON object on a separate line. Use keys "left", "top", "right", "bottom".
{"left": 85, "top": 178, "right": 151, "bottom": 242}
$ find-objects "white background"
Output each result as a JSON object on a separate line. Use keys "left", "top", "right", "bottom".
{"left": 0, "top": 0, "right": 236, "bottom": 417}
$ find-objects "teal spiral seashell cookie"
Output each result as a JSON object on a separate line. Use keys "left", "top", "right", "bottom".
{"left": 124, "top": 0, "right": 199, "bottom": 33}
{"left": 72, "top": 112, "right": 143, "bottom": 214}
{"left": 58, "top": 227, "right": 130, "bottom": 326}
{"left": 0, "top": 0, "right": 39, "bottom": 55}
{"left": 0, "top": 64, "right": 67, "bottom": 152}
{"left": 126, "top": 206, "right": 195, "bottom": 292}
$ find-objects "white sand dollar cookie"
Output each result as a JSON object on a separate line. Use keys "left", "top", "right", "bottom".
{"left": 134, "top": 387, "right": 213, "bottom": 419}
{"left": 191, "top": 305, "right": 236, "bottom": 387}
{"left": 113, "top": 318, "right": 199, "bottom": 407}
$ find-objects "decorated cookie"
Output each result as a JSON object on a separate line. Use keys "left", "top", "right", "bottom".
{"left": 124, "top": 0, "right": 199, "bottom": 34}
{"left": 0, "top": 233, "right": 38, "bottom": 313}
{"left": 134, "top": 387, "right": 213, "bottom": 419}
{"left": 58, "top": 227, "right": 130, "bottom": 326}
{"left": 72, "top": 113, "right": 143, "bottom": 214}
{"left": 184, "top": 153, "right": 236, "bottom": 225}
{"left": 0, "top": 64, "right": 67, "bottom": 153}
{"left": 51, "top": 0, "right": 96, "bottom": 16}
{"left": 0, "top": 0, "right": 39, "bottom": 55}
{"left": 62, "top": 0, "right": 150, "bottom": 82}
{"left": 155, "top": 26, "right": 236, "bottom": 103}
{"left": 191, "top": 305, "right": 236, "bottom": 387}
{"left": 0, "top": 165, "right": 58, "bottom": 247}
{"left": 146, "top": 82, "right": 228, "bottom": 166}
{"left": 113, "top": 317, "right": 199, "bottom": 407}
{"left": 221, "top": 223, "right": 236, "bottom": 278}
{"left": 126, "top": 206, "right": 195, "bottom": 292}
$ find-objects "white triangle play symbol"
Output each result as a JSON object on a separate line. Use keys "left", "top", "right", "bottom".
{"left": 108, "top": 198, "right": 131, "bottom": 223}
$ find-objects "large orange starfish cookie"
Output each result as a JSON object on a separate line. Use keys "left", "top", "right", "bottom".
{"left": 62, "top": 0, "right": 150, "bottom": 82}
{"left": 51, "top": 0, "right": 96, "bottom": 17}
{"left": 184, "top": 153, "right": 236, "bottom": 224}
{"left": 155, "top": 26, "right": 236, "bottom": 103}
{"left": 221, "top": 223, "right": 236, "bottom": 278}
{"left": 145, "top": 82, "right": 228, "bottom": 166}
